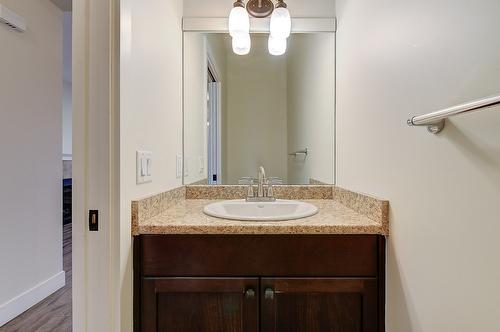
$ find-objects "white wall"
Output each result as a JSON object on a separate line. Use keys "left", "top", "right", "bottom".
{"left": 120, "top": 0, "right": 183, "bottom": 330}
{"left": 226, "top": 35, "right": 288, "bottom": 183}
{"left": 183, "top": 33, "right": 228, "bottom": 185}
{"left": 184, "top": 0, "right": 335, "bottom": 18}
{"left": 183, "top": 33, "right": 208, "bottom": 184}
{"left": 206, "top": 34, "right": 228, "bottom": 183}
{"left": 335, "top": 0, "right": 500, "bottom": 331}
{"left": 287, "top": 33, "right": 335, "bottom": 184}
{"left": 0, "top": 0, "right": 64, "bottom": 325}
{"left": 62, "top": 12, "right": 72, "bottom": 158}
{"left": 62, "top": 81, "right": 72, "bottom": 158}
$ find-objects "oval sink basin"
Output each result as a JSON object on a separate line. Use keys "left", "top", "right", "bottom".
{"left": 203, "top": 199, "right": 318, "bottom": 221}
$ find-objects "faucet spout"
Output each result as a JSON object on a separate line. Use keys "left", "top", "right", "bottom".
{"left": 245, "top": 166, "right": 276, "bottom": 202}
{"left": 257, "top": 166, "right": 266, "bottom": 197}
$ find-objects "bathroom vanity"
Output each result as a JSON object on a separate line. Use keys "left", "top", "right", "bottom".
{"left": 132, "top": 186, "right": 389, "bottom": 332}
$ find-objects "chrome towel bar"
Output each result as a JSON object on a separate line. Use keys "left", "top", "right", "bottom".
{"left": 289, "top": 148, "right": 308, "bottom": 157}
{"left": 407, "top": 94, "right": 500, "bottom": 134}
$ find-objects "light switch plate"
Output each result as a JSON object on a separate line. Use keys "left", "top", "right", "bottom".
{"left": 137, "top": 151, "right": 152, "bottom": 184}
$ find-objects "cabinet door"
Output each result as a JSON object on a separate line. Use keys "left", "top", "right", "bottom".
{"left": 261, "top": 278, "right": 378, "bottom": 332}
{"left": 141, "top": 278, "right": 259, "bottom": 332}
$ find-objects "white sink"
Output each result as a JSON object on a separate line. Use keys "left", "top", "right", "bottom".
{"left": 203, "top": 199, "right": 318, "bottom": 221}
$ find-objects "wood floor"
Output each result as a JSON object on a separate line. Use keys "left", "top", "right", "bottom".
{"left": 0, "top": 224, "right": 72, "bottom": 332}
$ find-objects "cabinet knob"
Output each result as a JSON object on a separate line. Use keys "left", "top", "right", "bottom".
{"left": 245, "top": 288, "right": 256, "bottom": 299}
{"left": 264, "top": 288, "right": 274, "bottom": 300}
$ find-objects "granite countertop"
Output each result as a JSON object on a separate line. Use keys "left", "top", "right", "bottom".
{"left": 132, "top": 186, "right": 389, "bottom": 236}
{"left": 136, "top": 199, "right": 385, "bottom": 235}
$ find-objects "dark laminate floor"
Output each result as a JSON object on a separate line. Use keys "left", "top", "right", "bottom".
{"left": 0, "top": 224, "right": 72, "bottom": 332}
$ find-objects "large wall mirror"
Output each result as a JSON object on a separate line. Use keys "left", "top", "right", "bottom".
{"left": 183, "top": 29, "right": 335, "bottom": 185}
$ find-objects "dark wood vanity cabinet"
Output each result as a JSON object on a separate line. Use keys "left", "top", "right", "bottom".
{"left": 134, "top": 234, "right": 386, "bottom": 332}
{"left": 141, "top": 278, "right": 259, "bottom": 331}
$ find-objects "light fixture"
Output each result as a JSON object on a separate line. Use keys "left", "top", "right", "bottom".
{"left": 228, "top": 0, "right": 292, "bottom": 56}
{"left": 228, "top": 0, "right": 250, "bottom": 38}
{"left": 246, "top": 0, "right": 275, "bottom": 18}
{"left": 270, "top": 0, "right": 291, "bottom": 39}
{"left": 232, "top": 33, "right": 251, "bottom": 55}
{"left": 268, "top": 35, "right": 287, "bottom": 56}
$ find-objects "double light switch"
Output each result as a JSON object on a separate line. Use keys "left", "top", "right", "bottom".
{"left": 137, "top": 151, "right": 152, "bottom": 184}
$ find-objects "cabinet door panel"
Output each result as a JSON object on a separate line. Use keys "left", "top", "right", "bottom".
{"left": 141, "top": 278, "right": 259, "bottom": 332}
{"left": 261, "top": 278, "right": 378, "bottom": 332}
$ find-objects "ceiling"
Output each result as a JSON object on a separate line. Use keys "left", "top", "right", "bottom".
{"left": 50, "top": 0, "right": 72, "bottom": 12}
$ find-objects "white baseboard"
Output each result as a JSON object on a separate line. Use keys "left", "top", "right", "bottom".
{"left": 0, "top": 271, "right": 66, "bottom": 327}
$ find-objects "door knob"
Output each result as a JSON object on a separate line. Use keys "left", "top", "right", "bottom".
{"left": 264, "top": 288, "right": 274, "bottom": 300}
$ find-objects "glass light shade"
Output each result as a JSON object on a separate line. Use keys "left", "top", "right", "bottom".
{"left": 232, "top": 34, "right": 251, "bottom": 55}
{"left": 268, "top": 35, "right": 287, "bottom": 56}
{"left": 228, "top": 6, "right": 250, "bottom": 37}
{"left": 270, "top": 7, "right": 291, "bottom": 39}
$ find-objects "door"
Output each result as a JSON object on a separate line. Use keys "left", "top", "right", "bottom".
{"left": 207, "top": 81, "right": 222, "bottom": 184}
{"left": 261, "top": 278, "right": 378, "bottom": 332}
{"left": 141, "top": 278, "right": 259, "bottom": 332}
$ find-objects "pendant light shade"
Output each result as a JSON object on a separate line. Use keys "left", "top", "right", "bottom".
{"left": 268, "top": 35, "right": 287, "bottom": 56}
{"left": 228, "top": 0, "right": 292, "bottom": 56}
{"left": 232, "top": 33, "right": 251, "bottom": 55}
{"left": 229, "top": 6, "right": 250, "bottom": 37}
{"left": 270, "top": 7, "right": 291, "bottom": 39}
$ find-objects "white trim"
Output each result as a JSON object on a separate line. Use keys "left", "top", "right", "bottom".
{"left": 206, "top": 52, "right": 223, "bottom": 184}
{"left": 73, "top": 0, "right": 119, "bottom": 331}
{"left": 63, "top": 153, "right": 73, "bottom": 161}
{"left": 183, "top": 17, "right": 337, "bottom": 33}
{"left": 0, "top": 271, "right": 65, "bottom": 327}
{"left": 207, "top": 52, "right": 221, "bottom": 83}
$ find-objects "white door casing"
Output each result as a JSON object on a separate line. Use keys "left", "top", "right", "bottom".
{"left": 207, "top": 82, "right": 222, "bottom": 184}
{"left": 72, "top": 0, "right": 120, "bottom": 331}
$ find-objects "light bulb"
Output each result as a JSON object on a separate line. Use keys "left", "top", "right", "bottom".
{"left": 268, "top": 35, "right": 286, "bottom": 56}
{"left": 270, "top": 7, "right": 291, "bottom": 39}
{"left": 232, "top": 34, "right": 251, "bottom": 55}
{"left": 228, "top": 6, "right": 250, "bottom": 37}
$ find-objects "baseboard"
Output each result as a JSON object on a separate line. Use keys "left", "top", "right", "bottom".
{"left": 0, "top": 271, "right": 66, "bottom": 327}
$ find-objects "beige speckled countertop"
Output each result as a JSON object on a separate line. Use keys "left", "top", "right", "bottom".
{"left": 136, "top": 199, "right": 385, "bottom": 235}
{"left": 132, "top": 186, "right": 389, "bottom": 236}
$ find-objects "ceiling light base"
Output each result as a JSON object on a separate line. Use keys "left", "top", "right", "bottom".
{"left": 233, "top": 0, "right": 245, "bottom": 8}
{"left": 275, "top": 0, "right": 287, "bottom": 9}
{"left": 246, "top": 0, "right": 274, "bottom": 18}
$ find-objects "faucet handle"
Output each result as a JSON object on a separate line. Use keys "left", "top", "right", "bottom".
{"left": 265, "top": 177, "right": 282, "bottom": 199}
{"left": 239, "top": 177, "right": 256, "bottom": 199}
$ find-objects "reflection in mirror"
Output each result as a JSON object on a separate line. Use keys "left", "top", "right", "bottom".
{"left": 184, "top": 32, "right": 335, "bottom": 185}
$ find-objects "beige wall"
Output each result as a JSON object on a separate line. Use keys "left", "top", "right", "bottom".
{"left": 226, "top": 35, "right": 288, "bottom": 183}
{"left": 0, "top": 0, "right": 63, "bottom": 323}
{"left": 184, "top": 0, "right": 335, "bottom": 18}
{"left": 183, "top": 33, "right": 208, "bottom": 185}
{"left": 206, "top": 34, "right": 228, "bottom": 183}
{"left": 287, "top": 33, "right": 335, "bottom": 184}
{"left": 183, "top": 33, "right": 228, "bottom": 185}
{"left": 335, "top": 0, "right": 500, "bottom": 331}
{"left": 120, "top": 0, "right": 183, "bottom": 330}
{"left": 62, "top": 81, "right": 72, "bottom": 157}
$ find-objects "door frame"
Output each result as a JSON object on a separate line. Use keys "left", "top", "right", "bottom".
{"left": 206, "top": 51, "right": 222, "bottom": 184}
{"left": 72, "top": 0, "right": 120, "bottom": 331}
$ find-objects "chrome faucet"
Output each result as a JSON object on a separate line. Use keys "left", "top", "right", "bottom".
{"left": 240, "top": 166, "right": 280, "bottom": 202}
{"left": 257, "top": 166, "right": 266, "bottom": 198}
